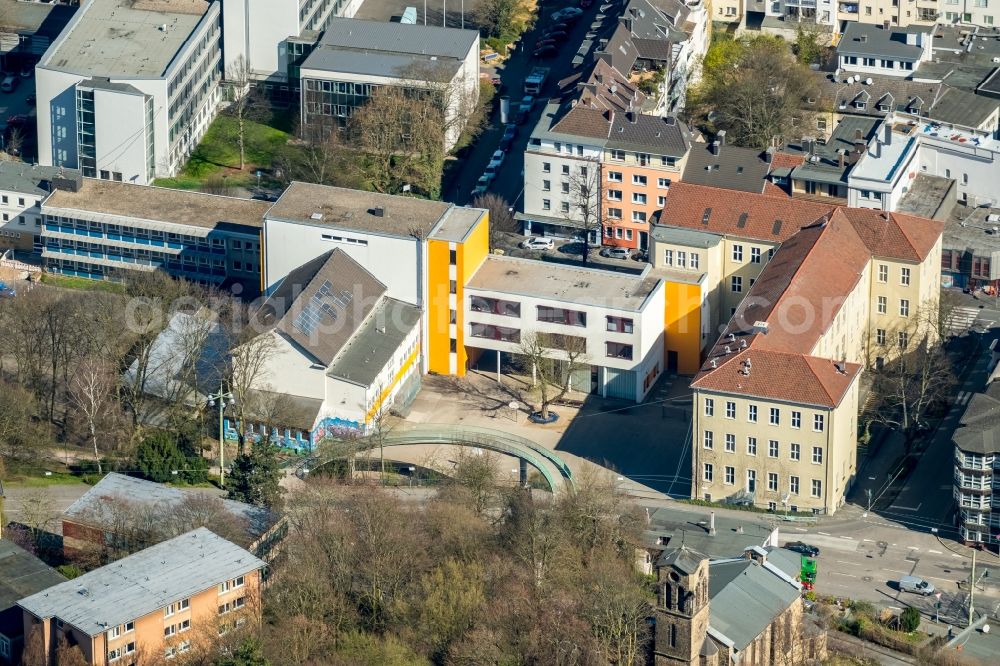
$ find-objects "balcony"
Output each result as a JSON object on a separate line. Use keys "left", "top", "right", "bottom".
{"left": 838, "top": 2, "right": 859, "bottom": 12}
{"left": 469, "top": 296, "right": 521, "bottom": 318}
{"left": 470, "top": 323, "right": 521, "bottom": 344}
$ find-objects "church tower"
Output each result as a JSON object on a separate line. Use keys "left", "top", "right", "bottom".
{"left": 653, "top": 547, "right": 712, "bottom": 666}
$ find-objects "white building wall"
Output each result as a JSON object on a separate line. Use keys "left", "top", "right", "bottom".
{"left": 35, "top": 66, "right": 84, "bottom": 170}
{"left": 257, "top": 331, "right": 327, "bottom": 400}
{"left": 222, "top": 0, "right": 299, "bottom": 79}
{"left": 522, "top": 138, "right": 602, "bottom": 231}
{"left": 90, "top": 87, "right": 150, "bottom": 183}
{"left": 263, "top": 217, "right": 423, "bottom": 305}
{"left": 918, "top": 140, "right": 1000, "bottom": 206}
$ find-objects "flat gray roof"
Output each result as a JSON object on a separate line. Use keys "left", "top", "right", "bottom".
{"left": 0, "top": 161, "right": 79, "bottom": 198}
{"left": 429, "top": 206, "right": 486, "bottom": 243}
{"left": 44, "top": 179, "right": 269, "bottom": 230}
{"left": 268, "top": 182, "right": 452, "bottom": 238}
{"left": 0, "top": 540, "right": 65, "bottom": 612}
{"left": 837, "top": 22, "right": 926, "bottom": 60}
{"left": 896, "top": 173, "right": 954, "bottom": 220}
{"left": 328, "top": 297, "right": 421, "bottom": 386}
{"left": 646, "top": 505, "right": 774, "bottom": 561}
{"left": 18, "top": 528, "right": 265, "bottom": 637}
{"left": 41, "top": 0, "right": 210, "bottom": 78}
{"left": 651, "top": 224, "right": 721, "bottom": 249}
{"left": 466, "top": 255, "right": 660, "bottom": 312}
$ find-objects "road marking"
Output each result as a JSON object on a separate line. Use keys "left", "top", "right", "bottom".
{"left": 929, "top": 549, "right": 942, "bottom": 554}
{"left": 863, "top": 539, "right": 873, "bottom": 542}
{"left": 840, "top": 536, "right": 854, "bottom": 540}
{"left": 831, "top": 571, "right": 858, "bottom": 578}
{"left": 795, "top": 527, "right": 808, "bottom": 532}
{"left": 952, "top": 554, "right": 963, "bottom": 559}
{"left": 818, "top": 531, "right": 831, "bottom": 536}
{"left": 835, "top": 560, "right": 857, "bottom": 565}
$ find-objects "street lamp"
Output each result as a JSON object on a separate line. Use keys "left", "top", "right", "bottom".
{"left": 207, "top": 384, "right": 235, "bottom": 487}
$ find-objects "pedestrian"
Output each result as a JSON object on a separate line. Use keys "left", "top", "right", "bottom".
{"left": 947, "top": 625, "right": 954, "bottom": 640}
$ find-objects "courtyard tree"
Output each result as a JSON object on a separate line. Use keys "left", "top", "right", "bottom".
{"left": 224, "top": 56, "right": 271, "bottom": 172}
{"left": 471, "top": 192, "right": 517, "bottom": 250}
{"left": 691, "top": 35, "right": 820, "bottom": 150}
{"left": 479, "top": 0, "right": 518, "bottom": 38}
{"left": 518, "top": 331, "right": 589, "bottom": 420}
{"left": 562, "top": 164, "right": 603, "bottom": 265}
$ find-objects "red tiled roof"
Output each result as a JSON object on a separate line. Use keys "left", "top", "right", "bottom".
{"left": 770, "top": 152, "right": 806, "bottom": 170}
{"left": 660, "top": 182, "right": 835, "bottom": 243}
{"left": 762, "top": 181, "right": 789, "bottom": 197}
{"left": 839, "top": 208, "right": 943, "bottom": 262}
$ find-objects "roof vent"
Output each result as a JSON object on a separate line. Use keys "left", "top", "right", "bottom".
{"left": 834, "top": 361, "right": 847, "bottom": 374}
{"left": 724, "top": 345, "right": 731, "bottom": 354}
{"left": 740, "top": 339, "right": 748, "bottom": 349}
{"left": 310, "top": 212, "right": 323, "bottom": 221}
{"left": 370, "top": 206, "right": 386, "bottom": 217}
{"left": 753, "top": 321, "right": 769, "bottom": 334}
{"left": 728, "top": 332, "right": 736, "bottom": 342}
{"left": 701, "top": 208, "right": 712, "bottom": 225}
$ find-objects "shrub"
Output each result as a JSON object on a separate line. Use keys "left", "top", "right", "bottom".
{"left": 900, "top": 606, "right": 921, "bottom": 633}
{"left": 56, "top": 564, "right": 83, "bottom": 579}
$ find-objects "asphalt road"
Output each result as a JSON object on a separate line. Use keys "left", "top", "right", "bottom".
{"left": 443, "top": 0, "right": 619, "bottom": 206}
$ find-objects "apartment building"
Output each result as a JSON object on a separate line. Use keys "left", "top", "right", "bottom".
{"left": 603, "top": 113, "right": 691, "bottom": 251}
{"left": 0, "top": 540, "right": 65, "bottom": 665}
{"left": 298, "top": 18, "right": 479, "bottom": 150}
{"left": 0, "top": 162, "right": 80, "bottom": 255}
{"left": 39, "top": 178, "right": 269, "bottom": 291}
{"left": 17, "top": 528, "right": 265, "bottom": 666}
{"left": 465, "top": 256, "right": 666, "bottom": 401}
{"left": 36, "top": 0, "right": 224, "bottom": 184}
{"left": 951, "top": 375, "right": 1000, "bottom": 545}
{"left": 836, "top": 23, "right": 933, "bottom": 77}
{"left": 682, "top": 188, "right": 943, "bottom": 513}
{"left": 681, "top": 139, "right": 777, "bottom": 195}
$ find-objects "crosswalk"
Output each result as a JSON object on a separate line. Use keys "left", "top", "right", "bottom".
{"left": 945, "top": 306, "right": 982, "bottom": 333}
{"left": 955, "top": 391, "right": 973, "bottom": 406}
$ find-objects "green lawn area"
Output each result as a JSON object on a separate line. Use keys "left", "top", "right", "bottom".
{"left": 5, "top": 471, "right": 88, "bottom": 487}
{"left": 40, "top": 273, "right": 124, "bottom": 293}
{"left": 155, "top": 113, "right": 293, "bottom": 191}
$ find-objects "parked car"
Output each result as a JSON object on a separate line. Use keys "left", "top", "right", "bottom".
{"left": 1, "top": 75, "right": 19, "bottom": 93}
{"left": 533, "top": 45, "right": 558, "bottom": 58}
{"left": 545, "top": 30, "right": 569, "bottom": 42}
{"left": 535, "top": 38, "right": 557, "bottom": 50}
{"left": 472, "top": 176, "right": 490, "bottom": 197}
{"left": 520, "top": 237, "right": 555, "bottom": 250}
{"left": 19, "top": 65, "right": 33, "bottom": 79}
{"left": 550, "top": 7, "right": 582, "bottom": 21}
{"left": 600, "top": 247, "right": 631, "bottom": 260}
{"left": 783, "top": 542, "right": 820, "bottom": 557}
{"left": 488, "top": 150, "right": 505, "bottom": 169}
{"left": 500, "top": 124, "right": 518, "bottom": 149}
{"left": 516, "top": 96, "right": 534, "bottom": 123}
{"left": 483, "top": 165, "right": 499, "bottom": 181}
{"left": 549, "top": 21, "right": 569, "bottom": 31}
{"left": 899, "top": 575, "right": 935, "bottom": 596}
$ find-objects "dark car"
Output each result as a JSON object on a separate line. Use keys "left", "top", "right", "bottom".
{"left": 535, "top": 38, "right": 557, "bottom": 49}
{"left": 533, "top": 45, "right": 558, "bottom": 58}
{"left": 784, "top": 542, "right": 820, "bottom": 557}
{"left": 545, "top": 30, "right": 569, "bottom": 42}
{"left": 550, "top": 21, "right": 569, "bottom": 32}
{"left": 500, "top": 124, "right": 517, "bottom": 149}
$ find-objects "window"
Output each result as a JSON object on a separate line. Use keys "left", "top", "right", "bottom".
{"left": 108, "top": 643, "right": 136, "bottom": 662}
{"left": 768, "top": 440, "right": 779, "bottom": 458}
{"left": 607, "top": 207, "right": 621, "bottom": 219}
{"left": 769, "top": 408, "right": 780, "bottom": 425}
{"left": 664, "top": 249, "right": 673, "bottom": 266}
{"left": 877, "top": 296, "right": 887, "bottom": 314}
{"left": 561, "top": 164, "right": 570, "bottom": 175}
{"left": 704, "top": 430, "right": 714, "bottom": 449}
{"left": 542, "top": 199, "right": 551, "bottom": 211}
{"left": 632, "top": 211, "right": 647, "bottom": 223}
{"left": 725, "top": 401, "right": 736, "bottom": 419}
{"left": 751, "top": 247, "right": 761, "bottom": 264}
{"left": 704, "top": 463, "right": 714, "bottom": 482}
{"left": 542, "top": 180, "right": 551, "bottom": 191}
{"left": 610, "top": 149, "right": 625, "bottom": 161}
{"left": 725, "top": 466, "right": 735, "bottom": 484}
{"left": 731, "top": 276, "right": 742, "bottom": 293}
{"left": 661, "top": 155, "right": 677, "bottom": 167}
{"left": 747, "top": 469, "right": 756, "bottom": 491}
{"left": 606, "top": 316, "right": 634, "bottom": 333}
{"left": 898, "top": 331, "right": 909, "bottom": 349}
{"left": 704, "top": 397, "right": 714, "bottom": 416}
{"left": 219, "top": 576, "right": 246, "bottom": 593}
{"left": 632, "top": 174, "right": 647, "bottom": 186}
{"left": 657, "top": 195, "right": 666, "bottom": 206}
{"left": 677, "top": 252, "right": 686, "bottom": 268}
{"left": 812, "top": 446, "right": 823, "bottom": 464}
{"left": 878, "top": 264, "right": 888, "bottom": 283}
{"left": 900, "top": 267, "right": 910, "bottom": 286}
{"left": 811, "top": 479, "right": 822, "bottom": 498}
{"left": 725, "top": 433, "right": 736, "bottom": 452}
{"left": 608, "top": 171, "right": 623, "bottom": 182}
{"left": 658, "top": 177, "right": 670, "bottom": 188}
{"left": 768, "top": 473, "right": 778, "bottom": 491}
{"left": 748, "top": 404, "right": 757, "bottom": 422}
{"left": 790, "top": 443, "right": 801, "bottom": 461}
{"left": 542, "top": 162, "right": 551, "bottom": 173}
{"left": 789, "top": 476, "right": 800, "bottom": 494}
{"left": 0, "top": 636, "right": 8, "bottom": 660}
{"left": 899, "top": 299, "right": 909, "bottom": 317}
{"left": 537, "top": 306, "right": 585, "bottom": 326}
{"left": 607, "top": 189, "right": 623, "bottom": 201}
{"left": 690, "top": 253, "right": 699, "bottom": 269}
{"left": 747, "top": 436, "right": 757, "bottom": 455}
{"left": 876, "top": 328, "right": 886, "bottom": 345}
{"left": 606, "top": 341, "right": 633, "bottom": 359}
{"left": 561, "top": 182, "right": 570, "bottom": 194}
{"left": 791, "top": 411, "right": 801, "bottom": 429}
{"left": 632, "top": 192, "right": 647, "bottom": 205}
{"left": 813, "top": 414, "right": 825, "bottom": 432}
{"left": 732, "top": 244, "right": 743, "bottom": 262}
{"left": 560, "top": 202, "right": 570, "bottom": 213}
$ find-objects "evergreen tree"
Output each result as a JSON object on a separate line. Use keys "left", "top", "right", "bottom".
{"left": 226, "top": 440, "right": 282, "bottom": 508}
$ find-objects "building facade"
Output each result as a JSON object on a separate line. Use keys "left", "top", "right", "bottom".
{"left": 951, "top": 375, "right": 1000, "bottom": 546}
{"left": 0, "top": 162, "right": 79, "bottom": 255}
{"left": 36, "top": 0, "right": 223, "bottom": 184}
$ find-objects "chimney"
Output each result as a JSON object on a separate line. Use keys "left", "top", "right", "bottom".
{"left": 717, "top": 129, "right": 726, "bottom": 146}
{"left": 838, "top": 149, "right": 846, "bottom": 168}
{"left": 802, "top": 136, "right": 814, "bottom": 155}
{"left": 627, "top": 111, "right": 636, "bottom": 124}
{"left": 709, "top": 511, "right": 716, "bottom": 536}
{"left": 764, "top": 147, "right": 774, "bottom": 164}
{"left": 860, "top": 34, "right": 868, "bottom": 43}
{"left": 883, "top": 120, "right": 892, "bottom": 146}
{"left": 371, "top": 206, "right": 386, "bottom": 217}
{"left": 854, "top": 128, "right": 864, "bottom": 141}
{"left": 854, "top": 138, "right": 867, "bottom": 156}
{"left": 872, "top": 139, "right": 881, "bottom": 159}
{"left": 710, "top": 140, "right": 720, "bottom": 156}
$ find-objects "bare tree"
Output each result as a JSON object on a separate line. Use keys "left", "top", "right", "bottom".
{"left": 472, "top": 192, "right": 517, "bottom": 250}
{"left": 564, "top": 162, "right": 602, "bottom": 265}
{"left": 5, "top": 126, "right": 24, "bottom": 158}
{"left": 68, "top": 357, "right": 117, "bottom": 474}
{"left": 518, "top": 331, "right": 589, "bottom": 420}
{"left": 224, "top": 56, "right": 257, "bottom": 171}
{"left": 228, "top": 329, "right": 279, "bottom": 449}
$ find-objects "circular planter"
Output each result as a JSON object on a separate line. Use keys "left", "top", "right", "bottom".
{"left": 528, "top": 411, "right": 559, "bottom": 424}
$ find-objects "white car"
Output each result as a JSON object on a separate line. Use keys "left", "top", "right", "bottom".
{"left": 483, "top": 165, "right": 498, "bottom": 181}
{"left": 489, "top": 150, "right": 505, "bottom": 169}
{"left": 600, "top": 246, "right": 631, "bottom": 260}
{"left": 520, "top": 237, "right": 555, "bottom": 250}
{"left": 471, "top": 176, "right": 489, "bottom": 196}
{"left": 551, "top": 7, "right": 583, "bottom": 21}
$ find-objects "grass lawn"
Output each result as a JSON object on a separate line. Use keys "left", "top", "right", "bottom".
{"left": 5, "top": 471, "right": 88, "bottom": 487}
{"left": 40, "top": 273, "right": 124, "bottom": 294}
{"left": 155, "top": 112, "right": 293, "bottom": 191}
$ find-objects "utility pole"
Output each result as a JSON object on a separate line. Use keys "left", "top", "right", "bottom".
{"left": 207, "top": 384, "right": 235, "bottom": 488}
{"left": 969, "top": 548, "right": 977, "bottom": 627}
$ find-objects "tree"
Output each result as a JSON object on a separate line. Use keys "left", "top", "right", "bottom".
{"left": 274, "top": 122, "right": 362, "bottom": 189}
{"left": 227, "top": 440, "right": 282, "bottom": 508}
{"left": 478, "top": 0, "right": 518, "bottom": 38}
{"left": 224, "top": 56, "right": 267, "bottom": 171}
{"left": 440, "top": 450, "right": 503, "bottom": 517}
{"left": 135, "top": 431, "right": 208, "bottom": 484}
{"left": 899, "top": 606, "right": 921, "bottom": 633}
{"left": 692, "top": 35, "right": 820, "bottom": 150}
{"left": 564, "top": 163, "right": 602, "bottom": 265}
{"left": 794, "top": 26, "right": 825, "bottom": 66}
{"left": 518, "top": 331, "right": 589, "bottom": 420}
{"left": 402, "top": 559, "right": 486, "bottom": 659}
{"left": 68, "top": 357, "right": 117, "bottom": 474}
{"left": 17, "top": 488, "right": 57, "bottom": 552}
{"left": 227, "top": 325, "right": 279, "bottom": 451}
{"left": 215, "top": 638, "right": 270, "bottom": 666}
{"left": 0, "top": 378, "right": 40, "bottom": 469}
{"left": 5, "top": 126, "right": 25, "bottom": 158}
{"left": 471, "top": 193, "right": 517, "bottom": 250}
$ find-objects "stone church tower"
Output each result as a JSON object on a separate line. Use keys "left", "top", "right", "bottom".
{"left": 653, "top": 548, "right": 714, "bottom": 666}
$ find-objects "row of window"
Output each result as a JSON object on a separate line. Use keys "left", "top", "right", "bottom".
{"left": 604, "top": 208, "right": 647, "bottom": 222}
{"left": 164, "top": 619, "right": 191, "bottom": 638}
{"left": 703, "top": 431, "right": 825, "bottom": 463}
{"left": 606, "top": 190, "right": 665, "bottom": 207}
{"left": 662, "top": 249, "right": 700, "bottom": 269}
{"left": 607, "top": 171, "right": 673, "bottom": 187}
{"left": 0, "top": 194, "right": 37, "bottom": 207}
{"left": 605, "top": 226, "right": 635, "bottom": 240}
{"left": 108, "top": 642, "right": 136, "bottom": 663}
{"left": 841, "top": 55, "right": 915, "bottom": 72}
{"left": 876, "top": 296, "right": 910, "bottom": 317}
{"left": 468, "top": 322, "right": 635, "bottom": 359}
{"left": 164, "top": 640, "right": 192, "bottom": 660}
{"left": 877, "top": 264, "right": 911, "bottom": 285}
{"left": 703, "top": 464, "right": 824, "bottom": 497}
{"left": 607, "top": 149, "right": 678, "bottom": 167}
{"left": 731, "top": 244, "right": 772, "bottom": 264}
{"left": 704, "top": 399, "right": 826, "bottom": 430}
{"left": 874, "top": 328, "right": 909, "bottom": 349}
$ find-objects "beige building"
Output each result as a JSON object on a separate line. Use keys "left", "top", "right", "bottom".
{"left": 18, "top": 528, "right": 264, "bottom": 665}
{"left": 654, "top": 184, "right": 942, "bottom": 513}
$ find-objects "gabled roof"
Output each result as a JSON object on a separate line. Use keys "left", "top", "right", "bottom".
{"left": 18, "top": 528, "right": 264, "bottom": 637}
{"left": 560, "top": 59, "right": 647, "bottom": 113}
{"left": 607, "top": 112, "right": 690, "bottom": 155}
{"left": 657, "top": 546, "right": 706, "bottom": 574}
{"left": 839, "top": 208, "right": 943, "bottom": 262}
{"left": 708, "top": 558, "right": 802, "bottom": 651}
{"left": 550, "top": 105, "right": 614, "bottom": 140}
{"left": 681, "top": 143, "right": 772, "bottom": 194}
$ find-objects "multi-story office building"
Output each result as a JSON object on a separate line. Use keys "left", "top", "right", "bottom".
{"left": 952, "top": 378, "right": 1000, "bottom": 545}
{"left": 17, "top": 528, "right": 264, "bottom": 665}
{"left": 298, "top": 18, "right": 479, "bottom": 150}
{"left": 0, "top": 161, "right": 80, "bottom": 255}
{"left": 36, "top": 0, "right": 223, "bottom": 184}
{"left": 39, "top": 178, "right": 270, "bottom": 291}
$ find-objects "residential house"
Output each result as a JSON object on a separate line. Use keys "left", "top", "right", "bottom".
{"left": 652, "top": 546, "right": 827, "bottom": 665}
{"left": 36, "top": 0, "right": 224, "bottom": 184}
{"left": 17, "top": 528, "right": 265, "bottom": 665}
{"left": 0, "top": 540, "right": 65, "bottom": 665}
{"left": 939, "top": 203, "right": 1000, "bottom": 290}
{"left": 951, "top": 368, "right": 1000, "bottom": 545}
{"left": 836, "top": 23, "right": 933, "bottom": 78}
{"left": 298, "top": 18, "right": 479, "bottom": 150}
{"left": 680, "top": 138, "right": 779, "bottom": 195}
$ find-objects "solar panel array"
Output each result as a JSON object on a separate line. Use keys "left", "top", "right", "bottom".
{"left": 292, "top": 280, "right": 353, "bottom": 336}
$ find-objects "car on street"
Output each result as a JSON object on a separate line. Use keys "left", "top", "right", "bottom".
{"left": 516, "top": 96, "right": 534, "bottom": 123}
{"left": 533, "top": 45, "right": 557, "bottom": 58}
{"left": 600, "top": 247, "right": 632, "bottom": 260}
{"left": 783, "top": 541, "right": 820, "bottom": 557}
{"left": 550, "top": 21, "right": 569, "bottom": 31}
{"left": 535, "top": 38, "right": 557, "bottom": 50}
{"left": 552, "top": 7, "right": 583, "bottom": 21}
{"left": 471, "top": 176, "right": 490, "bottom": 197}
{"left": 545, "top": 30, "right": 569, "bottom": 42}
{"left": 1, "top": 75, "right": 19, "bottom": 93}
{"left": 488, "top": 150, "right": 505, "bottom": 169}
{"left": 520, "top": 237, "right": 555, "bottom": 250}
{"left": 500, "top": 124, "right": 518, "bottom": 149}
{"left": 483, "top": 165, "right": 499, "bottom": 181}
{"left": 899, "top": 575, "right": 935, "bottom": 596}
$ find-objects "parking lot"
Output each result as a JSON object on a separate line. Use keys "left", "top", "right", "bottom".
{"left": 0, "top": 71, "right": 38, "bottom": 160}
